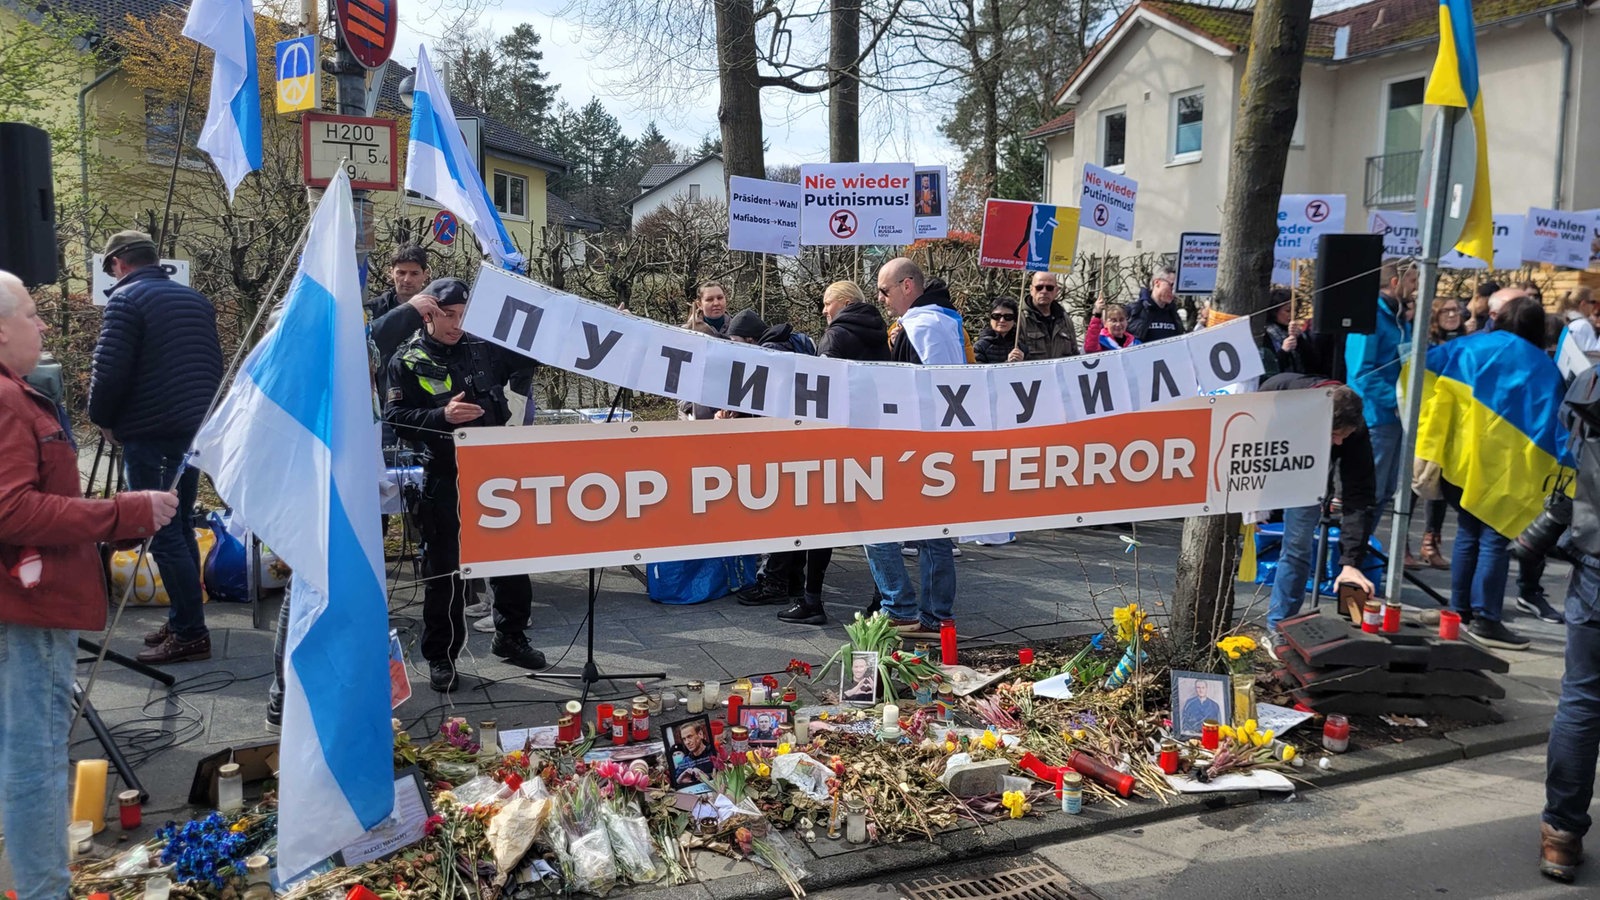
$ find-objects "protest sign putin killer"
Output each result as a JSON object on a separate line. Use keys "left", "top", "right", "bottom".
{"left": 460, "top": 266, "right": 1266, "bottom": 433}
{"left": 728, "top": 176, "right": 802, "bottom": 256}
{"left": 1372, "top": 210, "right": 1527, "bottom": 270}
{"left": 455, "top": 391, "right": 1332, "bottom": 576}
{"left": 799, "top": 163, "right": 915, "bottom": 245}
{"left": 978, "top": 199, "right": 1081, "bottom": 273}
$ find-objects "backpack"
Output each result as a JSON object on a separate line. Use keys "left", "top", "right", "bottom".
{"left": 787, "top": 331, "right": 818, "bottom": 356}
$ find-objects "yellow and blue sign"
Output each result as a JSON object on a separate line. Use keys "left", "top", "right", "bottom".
{"left": 275, "top": 35, "right": 320, "bottom": 114}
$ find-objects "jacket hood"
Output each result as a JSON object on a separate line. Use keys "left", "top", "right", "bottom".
{"left": 758, "top": 322, "right": 795, "bottom": 346}
{"left": 913, "top": 278, "right": 956, "bottom": 310}
{"left": 830, "top": 301, "right": 888, "bottom": 337}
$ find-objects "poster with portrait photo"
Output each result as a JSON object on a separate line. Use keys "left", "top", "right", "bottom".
{"left": 661, "top": 715, "right": 716, "bottom": 789}
{"left": 739, "top": 706, "right": 791, "bottom": 746}
{"left": 841, "top": 651, "right": 880, "bottom": 705}
{"left": 1171, "top": 670, "right": 1231, "bottom": 739}
{"left": 914, "top": 166, "right": 948, "bottom": 239}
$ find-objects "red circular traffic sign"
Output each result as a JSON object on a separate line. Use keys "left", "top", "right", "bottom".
{"left": 335, "top": 0, "right": 399, "bottom": 70}
{"left": 432, "top": 210, "right": 458, "bottom": 245}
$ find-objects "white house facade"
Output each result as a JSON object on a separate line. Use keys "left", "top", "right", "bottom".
{"left": 1033, "top": 0, "right": 1598, "bottom": 258}
{"left": 630, "top": 155, "right": 727, "bottom": 227}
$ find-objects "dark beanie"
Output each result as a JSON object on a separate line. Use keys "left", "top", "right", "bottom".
{"left": 729, "top": 309, "right": 768, "bottom": 339}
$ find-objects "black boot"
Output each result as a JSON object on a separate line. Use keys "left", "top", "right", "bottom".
{"left": 779, "top": 593, "right": 827, "bottom": 625}
{"left": 738, "top": 578, "right": 791, "bottom": 606}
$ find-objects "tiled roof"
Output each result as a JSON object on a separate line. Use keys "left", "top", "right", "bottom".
{"left": 373, "top": 61, "right": 570, "bottom": 173}
{"left": 1026, "top": 109, "right": 1076, "bottom": 140}
{"left": 547, "top": 191, "right": 603, "bottom": 231}
{"left": 639, "top": 163, "right": 693, "bottom": 191}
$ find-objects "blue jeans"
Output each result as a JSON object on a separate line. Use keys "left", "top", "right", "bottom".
{"left": 123, "top": 439, "right": 207, "bottom": 641}
{"left": 1544, "top": 554, "right": 1600, "bottom": 835}
{"left": 863, "top": 541, "right": 955, "bottom": 628}
{"left": 1269, "top": 504, "right": 1323, "bottom": 632}
{"left": 1449, "top": 504, "right": 1510, "bottom": 623}
{"left": 1365, "top": 422, "right": 1403, "bottom": 540}
{"left": 0, "top": 623, "right": 77, "bottom": 900}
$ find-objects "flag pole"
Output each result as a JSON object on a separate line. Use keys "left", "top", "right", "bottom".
{"left": 1385, "top": 108, "right": 1454, "bottom": 603}
{"left": 158, "top": 43, "right": 205, "bottom": 250}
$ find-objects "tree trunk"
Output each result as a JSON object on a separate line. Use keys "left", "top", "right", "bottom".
{"left": 1172, "top": 0, "right": 1313, "bottom": 654}
{"left": 980, "top": 0, "right": 1001, "bottom": 196}
{"left": 714, "top": 0, "right": 766, "bottom": 182}
{"left": 828, "top": 0, "right": 860, "bottom": 163}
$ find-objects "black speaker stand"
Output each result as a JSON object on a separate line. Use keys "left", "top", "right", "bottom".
{"left": 526, "top": 569, "right": 664, "bottom": 703}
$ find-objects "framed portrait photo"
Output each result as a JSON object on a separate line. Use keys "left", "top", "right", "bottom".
{"left": 841, "top": 650, "right": 880, "bottom": 706}
{"left": 739, "top": 706, "right": 790, "bottom": 746}
{"left": 1171, "top": 670, "right": 1231, "bottom": 739}
{"left": 661, "top": 714, "right": 716, "bottom": 789}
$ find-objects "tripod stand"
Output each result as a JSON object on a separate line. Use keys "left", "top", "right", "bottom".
{"left": 74, "top": 639, "right": 173, "bottom": 804}
{"left": 525, "top": 568, "right": 666, "bottom": 703}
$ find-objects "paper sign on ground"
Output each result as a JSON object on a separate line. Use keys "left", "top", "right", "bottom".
{"left": 1273, "top": 194, "right": 1347, "bottom": 283}
{"left": 1521, "top": 207, "right": 1599, "bottom": 269}
{"left": 1176, "top": 232, "right": 1220, "bottom": 294}
{"left": 454, "top": 390, "right": 1331, "bottom": 577}
{"left": 799, "top": 162, "right": 915, "bottom": 245}
{"left": 1441, "top": 214, "right": 1524, "bottom": 269}
{"left": 978, "top": 199, "right": 1081, "bottom": 273}
{"left": 93, "top": 256, "right": 192, "bottom": 306}
{"left": 727, "top": 176, "right": 801, "bottom": 256}
{"left": 913, "top": 166, "right": 949, "bottom": 239}
{"left": 1080, "top": 163, "right": 1137, "bottom": 240}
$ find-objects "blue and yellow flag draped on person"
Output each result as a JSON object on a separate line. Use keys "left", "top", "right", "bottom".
{"left": 1413, "top": 332, "right": 1573, "bottom": 540}
{"left": 1424, "top": 0, "right": 1492, "bottom": 264}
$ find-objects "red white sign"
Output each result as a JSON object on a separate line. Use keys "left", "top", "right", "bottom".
{"left": 300, "top": 113, "right": 397, "bottom": 191}
{"left": 334, "top": 0, "right": 399, "bottom": 70}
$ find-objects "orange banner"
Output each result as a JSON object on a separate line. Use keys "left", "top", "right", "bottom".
{"left": 454, "top": 392, "right": 1333, "bottom": 577}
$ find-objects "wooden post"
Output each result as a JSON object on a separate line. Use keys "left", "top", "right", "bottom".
{"left": 1014, "top": 273, "right": 1028, "bottom": 352}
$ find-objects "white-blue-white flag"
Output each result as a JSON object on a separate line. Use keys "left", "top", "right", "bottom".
{"left": 405, "top": 44, "right": 526, "bottom": 270}
{"left": 183, "top": 0, "right": 263, "bottom": 197}
{"left": 191, "top": 169, "right": 392, "bottom": 878}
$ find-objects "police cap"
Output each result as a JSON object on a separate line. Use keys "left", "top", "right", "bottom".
{"left": 422, "top": 277, "right": 470, "bottom": 307}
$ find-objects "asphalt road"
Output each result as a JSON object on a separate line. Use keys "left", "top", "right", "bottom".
{"left": 819, "top": 746, "right": 1594, "bottom": 900}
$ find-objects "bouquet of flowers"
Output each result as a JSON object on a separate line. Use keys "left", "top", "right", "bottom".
{"left": 1216, "top": 635, "right": 1259, "bottom": 675}
{"left": 1106, "top": 603, "right": 1154, "bottom": 688}
{"left": 1195, "top": 720, "right": 1295, "bottom": 781}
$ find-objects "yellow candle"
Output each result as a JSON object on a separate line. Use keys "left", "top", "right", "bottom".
{"left": 71, "top": 759, "right": 109, "bottom": 833}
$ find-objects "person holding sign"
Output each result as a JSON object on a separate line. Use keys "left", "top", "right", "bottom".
{"left": 867, "top": 258, "right": 961, "bottom": 636}
{"left": 1083, "top": 298, "right": 1139, "bottom": 353}
{"left": 1011, "top": 273, "right": 1079, "bottom": 362}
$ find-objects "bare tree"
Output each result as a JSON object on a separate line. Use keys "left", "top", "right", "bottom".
{"left": 1171, "top": 0, "right": 1314, "bottom": 654}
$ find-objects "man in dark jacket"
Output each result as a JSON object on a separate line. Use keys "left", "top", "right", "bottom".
{"left": 2, "top": 269, "right": 177, "bottom": 900}
{"left": 1260, "top": 373, "right": 1377, "bottom": 648}
{"left": 1012, "top": 272, "right": 1078, "bottom": 361}
{"left": 818, "top": 284, "right": 891, "bottom": 362}
{"left": 1541, "top": 367, "right": 1600, "bottom": 882}
{"left": 89, "top": 231, "right": 224, "bottom": 664}
{"left": 366, "top": 243, "right": 438, "bottom": 374}
{"left": 1126, "top": 268, "right": 1186, "bottom": 343}
{"left": 384, "top": 277, "right": 546, "bottom": 692}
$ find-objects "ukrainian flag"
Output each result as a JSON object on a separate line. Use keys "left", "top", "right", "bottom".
{"left": 1413, "top": 332, "right": 1573, "bottom": 539}
{"left": 1424, "top": 0, "right": 1492, "bottom": 265}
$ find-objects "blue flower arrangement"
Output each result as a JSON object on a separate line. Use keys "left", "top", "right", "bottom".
{"left": 156, "top": 812, "right": 252, "bottom": 889}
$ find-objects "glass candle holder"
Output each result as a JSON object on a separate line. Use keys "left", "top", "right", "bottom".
{"left": 845, "top": 795, "right": 868, "bottom": 844}
{"left": 686, "top": 681, "right": 705, "bottom": 713}
{"left": 217, "top": 763, "right": 244, "bottom": 815}
{"left": 479, "top": 720, "right": 500, "bottom": 759}
{"left": 142, "top": 875, "right": 172, "bottom": 900}
{"left": 703, "top": 680, "right": 722, "bottom": 705}
{"left": 68, "top": 819, "right": 93, "bottom": 860}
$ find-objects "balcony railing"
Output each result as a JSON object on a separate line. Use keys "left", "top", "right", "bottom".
{"left": 1365, "top": 150, "right": 1422, "bottom": 207}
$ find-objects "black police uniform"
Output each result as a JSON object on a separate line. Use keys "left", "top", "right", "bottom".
{"left": 382, "top": 278, "right": 544, "bottom": 682}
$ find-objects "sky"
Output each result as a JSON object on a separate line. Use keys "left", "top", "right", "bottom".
{"left": 393, "top": 0, "right": 1385, "bottom": 168}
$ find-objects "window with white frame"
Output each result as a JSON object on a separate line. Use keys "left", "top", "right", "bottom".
{"left": 1099, "top": 108, "right": 1127, "bottom": 171}
{"left": 493, "top": 171, "right": 527, "bottom": 219}
{"left": 1170, "top": 88, "right": 1204, "bottom": 162}
{"left": 688, "top": 183, "right": 701, "bottom": 201}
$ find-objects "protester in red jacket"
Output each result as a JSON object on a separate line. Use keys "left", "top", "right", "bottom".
{"left": 0, "top": 270, "right": 176, "bottom": 900}
{"left": 1083, "top": 299, "right": 1141, "bottom": 353}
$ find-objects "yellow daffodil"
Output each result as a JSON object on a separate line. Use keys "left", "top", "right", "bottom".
{"left": 1072, "top": 729, "right": 1086, "bottom": 741}
{"left": 818, "top": 711, "right": 831, "bottom": 721}
{"left": 1001, "top": 790, "right": 1027, "bottom": 819}
{"left": 756, "top": 763, "right": 771, "bottom": 777}
{"left": 980, "top": 731, "right": 999, "bottom": 750}
{"left": 776, "top": 743, "right": 792, "bottom": 756}
{"left": 944, "top": 740, "right": 957, "bottom": 753}
{"left": 1113, "top": 603, "right": 1149, "bottom": 644}
{"left": 1245, "top": 719, "right": 1258, "bottom": 734}
{"left": 1061, "top": 731, "right": 1073, "bottom": 742}
{"left": 1281, "top": 745, "right": 1297, "bottom": 762}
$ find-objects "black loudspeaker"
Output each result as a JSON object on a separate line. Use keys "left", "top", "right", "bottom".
{"left": 1312, "top": 233, "right": 1383, "bottom": 336}
{"left": 0, "top": 122, "right": 58, "bottom": 286}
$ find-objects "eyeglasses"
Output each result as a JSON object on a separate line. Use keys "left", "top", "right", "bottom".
{"left": 990, "top": 313, "right": 1016, "bottom": 321}
{"left": 876, "top": 286, "right": 889, "bottom": 297}
{"left": 1033, "top": 284, "right": 1058, "bottom": 292}
{"left": 1440, "top": 308, "right": 1461, "bottom": 316}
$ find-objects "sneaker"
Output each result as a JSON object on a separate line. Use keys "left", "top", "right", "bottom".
{"left": 491, "top": 633, "right": 548, "bottom": 670}
{"left": 1465, "top": 619, "right": 1531, "bottom": 651}
{"left": 737, "top": 580, "right": 791, "bottom": 606}
{"left": 136, "top": 633, "right": 212, "bottom": 664}
{"left": 472, "top": 615, "right": 497, "bottom": 633}
{"left": 143, "top": 623, "right": 172, "bottom": 646}
{"left": 1266, "top": 632, "right": 1288, "bottom": 662}
{"left": 890, "top": 619, "right": 940, "bottom": 639}
{"left": 1515, "top": 593, "right": 1566, "bottom": 625}
{"left": 429, "top": 660, "right": 459, "bottom": 692}
{"left": 463, "top": 600, "right": 491, "bottom": 618}
{"left": 901, "top": 546, "right": 918, "bottom": 557}
{"left": 1540, "top": 821, "right": 1583, "bottom": 883}
{"left": 777, "top": 598, "right": 827, "bottom": 626}
{"left": 950, "top": 542, "right": 962, "bottom": 558}
{"left": 264, "top": 716, "right": 281, "bottom": 735}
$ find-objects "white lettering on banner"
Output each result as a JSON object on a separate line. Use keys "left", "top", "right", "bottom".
{"left": 690, "top": 458, "right": 885, "bottom": 514}
{"left": 462, "top": 265, "right": 1268, "bottom": 432}
{"left": 800, "top": 162, "right": 916, "bottom": 245}
{"left": 1521, "top": 207, "right": 1599, "bottom": 269}
{"left": 1176, "top": 233, "right": 1220, "bottom": 294}
{"left": 727, "top": 176, "right": 802, "bottom": 256}
{"left": 913, "top": 166, "right": 950, "bottom": 239}
{"left": 1368, "top": 210, "right": 1422, "bottom": 259}
{"left": 1441, "top": 214, "right": 1524, "bottom": 270}
{"left": 1273, "top": 194, "right": 1347, "bottom": 283}
{"left": 1079, "top": 163, "right": 1137, "bottom": 239}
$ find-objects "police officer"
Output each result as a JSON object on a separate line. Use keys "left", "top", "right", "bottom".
{"left": 384, "top": 277, "right": 546, "bottom": 692}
